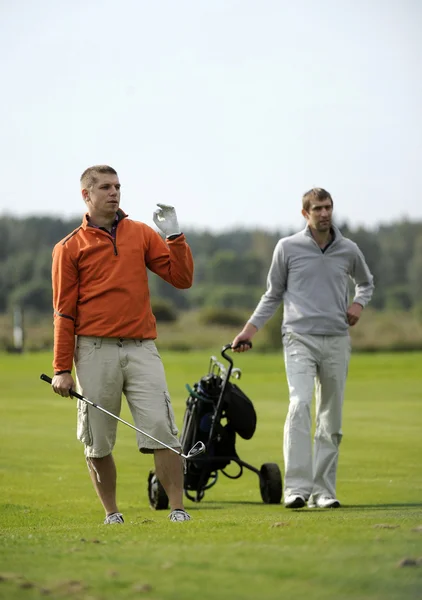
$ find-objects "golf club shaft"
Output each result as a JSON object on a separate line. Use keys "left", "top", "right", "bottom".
{"left": 40, "top": 374, "right": 190, "bottom": 459}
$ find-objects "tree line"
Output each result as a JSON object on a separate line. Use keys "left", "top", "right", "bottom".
{"left": 1, "top": 215, "right": 422, "bottom": 316}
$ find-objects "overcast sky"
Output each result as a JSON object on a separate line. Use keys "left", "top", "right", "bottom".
{"left": 1, "top": 0, "right": 421, "bottom": 232}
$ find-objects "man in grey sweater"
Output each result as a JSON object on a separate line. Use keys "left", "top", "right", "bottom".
{"left": 232, "top": 188, "right": 374, "bottom": 509}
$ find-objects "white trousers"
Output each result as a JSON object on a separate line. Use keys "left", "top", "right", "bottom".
{"left": 283, "top": 332, "right": 351, "bottom": 501}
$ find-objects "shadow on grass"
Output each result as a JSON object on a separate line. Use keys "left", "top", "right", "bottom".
{"left": 342, "top": 503, "right": 422, "bottom": 510}
{"left": 185, "top": 501, "right": 422, "bottom": 511}
{"left": 184, "top": 501, "right": 269, "bottom": 510}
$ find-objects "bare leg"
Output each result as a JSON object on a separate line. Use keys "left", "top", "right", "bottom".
{"left": 153, "top": 449, "right": 184, "bottom": 510}
{"left": 87, "top": 454, "right": 119, "bottom": 516}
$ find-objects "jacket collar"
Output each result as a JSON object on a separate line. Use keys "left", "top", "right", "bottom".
{"left": 303, "top": 223, "right": 343, "bottom": 243}
{"left": 81, "top": 208, "right": 127, "bottom": 230}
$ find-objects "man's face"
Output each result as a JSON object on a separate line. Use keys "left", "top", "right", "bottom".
{"left": 302, "top": 199, "right": 333, "bottom": 232}
{"left": 83, "top": 173, "right": 121, "bottom": 217}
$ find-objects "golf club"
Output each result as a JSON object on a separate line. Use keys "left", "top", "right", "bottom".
{"left": 40, "top": 374, "right": 205, "bottom": 460}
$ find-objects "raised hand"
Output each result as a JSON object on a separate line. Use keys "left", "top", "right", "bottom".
{"left": 152, "top": 204, "right": 181, "bottom": 237}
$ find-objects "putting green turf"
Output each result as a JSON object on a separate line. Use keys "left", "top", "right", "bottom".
{"left": 0, "top": 350, "right": 421, "bottom": 600}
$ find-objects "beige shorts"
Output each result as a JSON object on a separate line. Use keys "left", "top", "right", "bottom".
{"left": 74, "top": 336, "right": 180, "bottom": 458}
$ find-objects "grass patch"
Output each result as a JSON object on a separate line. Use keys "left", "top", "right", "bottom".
{"left": 0, "top": 350, "right": 421, "bottom": 600}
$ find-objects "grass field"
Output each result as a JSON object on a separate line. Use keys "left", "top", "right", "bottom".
{"left": 0, "top": 349, "right": 421, "bottom": 600}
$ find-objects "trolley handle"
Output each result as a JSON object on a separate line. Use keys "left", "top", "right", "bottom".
{"left": 221, "top": 341, "right": 252, "bottom": 366}
{"left": 207, "top": 341, "right": 253, "bottom": 444}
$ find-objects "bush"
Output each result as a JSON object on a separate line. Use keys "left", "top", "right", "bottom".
{"left": 384, "top": 285, "right": 413, "bottom": 311}
{"left": 261, "top": 305, "right": 284, "bottom": 351}
{"left": 188, "top": 284, "right": 263, "bottom": 310}
{"left": 150, "top": 298, "right": 178, "bottom": 322}
{"left": 413, "top": 301, "right": 422, "bottom": 323}
{"left": 198, "top": 307, "right": 248, "bottom": 327}
{"left": 8, "top": 280, "right": 52, "bottom": 313}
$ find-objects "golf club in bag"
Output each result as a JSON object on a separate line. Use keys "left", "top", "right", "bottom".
{"left": 147, "top": 343, "right": 283, "bottom": 509}
{"left": 40, "top": 374, "right": 205, "bottom": 460}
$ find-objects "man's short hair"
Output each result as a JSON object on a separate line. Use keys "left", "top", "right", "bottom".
{"left": 302, "top": 188, "right": 333, "bottom": 212}
{"left": 80, "top": 165, "right": 118, "bottom": 189}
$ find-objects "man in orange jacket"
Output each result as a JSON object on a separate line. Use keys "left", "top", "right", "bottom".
{"left": 51, "top": 165, "right": 194, "bottom": 524}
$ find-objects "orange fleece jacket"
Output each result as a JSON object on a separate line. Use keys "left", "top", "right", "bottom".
{"left": 52, "top": 210, "right": 194, "bottom": 372}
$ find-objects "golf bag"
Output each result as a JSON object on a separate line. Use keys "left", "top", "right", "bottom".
{"left": 148, "top": 343, "right": 282, "bottom": 508}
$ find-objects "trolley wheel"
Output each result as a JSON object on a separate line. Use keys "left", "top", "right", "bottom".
{"left": 259, "top": 463, "right": 282, "bottom": 504}
{"left": 147, "top": 470, "right": 169, "bottom": 510}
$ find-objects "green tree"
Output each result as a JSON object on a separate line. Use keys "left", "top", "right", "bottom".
{"left": 407, "top": 234, "right": 422, "bottom": 305}
{"left": 9, "top": 280, "right": 52, "bottom": 313}
{"left": 206, "top": 250, "right": 264, "bottom": 286}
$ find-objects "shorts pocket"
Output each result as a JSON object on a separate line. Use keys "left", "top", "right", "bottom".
{"left": 76, "top": 400, "right": 93, "bottom": 446}
{"left": 144, "top": 340, "right": 161, "bottom": 360}
{"left": 74, "top": 340, "right": 96, "bottom": 365}
{"left": 164, "top": 392, "right": 179, "bottom": 436}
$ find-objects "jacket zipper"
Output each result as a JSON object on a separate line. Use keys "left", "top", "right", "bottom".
{"left": 89, "top": 220, "right": 120, "bottom": 254}
{"left": 112, "top": 220, "right": 119, "bottom": 255}
{"left": 104, "top": 230, "right": 118, "bottom": 255}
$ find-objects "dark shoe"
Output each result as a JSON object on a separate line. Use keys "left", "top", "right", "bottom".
{"left": 284, "top": 494, "right": 306, "bottom": 509}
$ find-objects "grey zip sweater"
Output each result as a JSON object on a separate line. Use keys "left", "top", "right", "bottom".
{"left": 249, "top": 225, "right": 374, "bottom": 335}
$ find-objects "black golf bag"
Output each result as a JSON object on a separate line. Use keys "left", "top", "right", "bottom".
{"left": 148, "top": 343, "right": 282, "bottom": 508}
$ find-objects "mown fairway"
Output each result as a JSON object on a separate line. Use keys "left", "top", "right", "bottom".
{"left": 0, "top": 349, "right": 421, "bottom": 600}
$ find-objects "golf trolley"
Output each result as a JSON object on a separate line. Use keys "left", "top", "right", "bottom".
{"left": 148, "top": 343, "right": 283, "bottom": 509}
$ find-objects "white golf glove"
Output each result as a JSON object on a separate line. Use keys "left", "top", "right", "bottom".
{"left": 152, "top": 204, "right": 181, "bottom": 237}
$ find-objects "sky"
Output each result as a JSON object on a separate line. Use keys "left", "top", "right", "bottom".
{"left": 1, "top": 0, "right": 421, "bottom": 232}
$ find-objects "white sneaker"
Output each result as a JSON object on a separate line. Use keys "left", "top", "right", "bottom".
{"left": 308, "top": 496, "right": 341, "bottom": 509}
{"left": 284, "top": 494, "right": 306, "bottom": 509}
{"left": 104, "top": 512, "right": 124, "bottom": 524}
{"left": 168, "top": 509, "right": 191, "bottom": 522}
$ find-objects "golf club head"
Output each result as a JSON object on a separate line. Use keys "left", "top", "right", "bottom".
{"left": 231, "top": 367, "right": 242, "bottom": 379}
{"left": 186, "top": 441, "right": 206, "bottom": 459}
